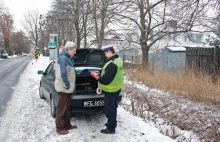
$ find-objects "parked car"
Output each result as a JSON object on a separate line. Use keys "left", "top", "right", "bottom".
{"left": 38, "top": 48, "right": 122, "bottom": 118}
{"left": 0, "top": 48, "right": 8, "bottom": 59}
{"left": 22, "top": 53, "right": 28, "bottom": 56}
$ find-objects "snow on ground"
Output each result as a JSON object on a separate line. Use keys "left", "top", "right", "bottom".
{"left": 121, "top": 76, "right": 220, "bottom": 141}
{"left": 8, "top": 55, "right": 18, "bottom": 58}
{"left": 0, "top": 55, "right": 21, "bottom": 61}
{"left": 0, "top": 56, "right": 174, "bottom": 142}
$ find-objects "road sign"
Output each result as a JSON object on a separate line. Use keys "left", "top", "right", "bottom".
{"left": 35, "top": 50, "right": 39, "bottom": 59}
{"left": 44, "top": 47, "right": 47, "bottom": 51}
{"left": 49, "top": 34, "right": 58, "bottom": 42}
{"left": 49, "top": 33, "right": 59, "bottom": 60}
{"left": 35, "top": 46, "right": 40, "bottom": 50}
{"left": 48, "top": 42, "right": 57, "bottom": 49}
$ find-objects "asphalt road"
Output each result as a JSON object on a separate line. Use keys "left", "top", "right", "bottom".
{"left": 0, "top": 56, "right": 32, "bottom": 116}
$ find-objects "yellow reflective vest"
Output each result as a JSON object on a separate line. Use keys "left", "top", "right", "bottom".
{"left": 99, "top": 57, "right": 123, "bottom": 92}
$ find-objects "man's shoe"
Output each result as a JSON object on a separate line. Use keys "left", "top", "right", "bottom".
{"left": 56, "top": 129, "right": 69, "bottom": 135}
{"left": 100, "top": 129, "right": 115, "bottom": 134}
{"left": 105, "top": 123, "right": 117, "bottom": 127}
{"left": 68, "top": 125, "right": 77, "bottom": 130}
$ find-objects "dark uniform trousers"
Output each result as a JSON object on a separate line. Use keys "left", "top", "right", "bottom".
{"left": 56, "top": 92, "right": 71, "bottom": 131}
{"left": 104, "top": 90, "right": 120, "bottom": 131}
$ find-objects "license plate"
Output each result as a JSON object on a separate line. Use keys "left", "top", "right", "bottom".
{"left": 83, "top": 100, "right": 104, "bottom": 107}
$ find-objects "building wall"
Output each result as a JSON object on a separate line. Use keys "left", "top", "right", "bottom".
{"left": 119, "top": 46, "right": 186, "bottom": 75}
{"left": 149, "top": 48, "right": 186, "bottom": 75}
{"left": 149, "top": 32, "right": 208, "bottom": 51}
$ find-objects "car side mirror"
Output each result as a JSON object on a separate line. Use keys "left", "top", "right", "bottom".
{"left": 38, "top": 70, "right": 47, "bottom": 75}
{"left": 38, "top": 71, "right": 44, "bottom": 74}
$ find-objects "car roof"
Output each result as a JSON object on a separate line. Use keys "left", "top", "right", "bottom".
{"left": 51, "top": 48, "right": 105, "bottom": 63}
{"left": 76, "top": 48, "right": 103, "bottom": 52}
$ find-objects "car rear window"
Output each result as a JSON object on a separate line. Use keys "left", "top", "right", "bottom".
{"left": 73, "top": 49, "right": 107, "bottom": 66}
{"left": 87, "top": 53, "right": 102, "bottom": 64}
{"left": 74, "top": 54, "right": 86, "bottom": 63}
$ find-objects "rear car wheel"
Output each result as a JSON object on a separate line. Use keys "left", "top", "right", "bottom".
{"left": 50, "top": 97, "right": 56, "bottom": 118}
{"left": 39, "top": 85, "right": 45, "bottom": 99}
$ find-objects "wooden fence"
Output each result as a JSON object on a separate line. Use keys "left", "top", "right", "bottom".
{"left": 186, "top": 47, "right": 220, "bottom": 77}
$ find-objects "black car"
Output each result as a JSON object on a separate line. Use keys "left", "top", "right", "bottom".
{"left": 38, "top": 48, "right": 122, "bottom": 118}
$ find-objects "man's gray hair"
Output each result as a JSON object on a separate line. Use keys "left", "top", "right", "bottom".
{"left": 64, "top": 41, "right": 77, "bottom": 50}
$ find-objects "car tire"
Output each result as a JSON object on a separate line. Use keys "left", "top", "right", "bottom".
{"left": 39, "top": 86, "right": 45, "bottom": 99}
{"left": 50, "top": 97, "right": 56, "bottom": 118}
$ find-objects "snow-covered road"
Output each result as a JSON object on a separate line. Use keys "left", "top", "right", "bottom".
{"left": 0, "top": 56, "right": 174, "bottom": 142}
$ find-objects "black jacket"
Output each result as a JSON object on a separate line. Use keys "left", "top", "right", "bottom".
{"left": 98, "top": 54, "right": 120, "bottom": 85}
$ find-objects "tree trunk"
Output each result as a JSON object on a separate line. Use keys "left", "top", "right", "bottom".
{"left": 83, "top": 15, "right": 87, "bottom": 48}
{"left": 141, "top": 42, "right": 149, "bottom": 70}
{"left": 5, "top": 38, "right": 9, "bottom": 49}
{"left": 5, "top": 38, "right": 10, "bottom": 55}
{"left": 75, "top": 23, "right": 81, "bottom": 49}
{"left": 139, "top": 0, "right": 149, "bottom": 69}
{"left": 97, "top": 0, "right": 106, "bottom": 49}
{"left": 98, "top": 30, "right": 104, "bottom": 49}
{"left": 77, "top": 35, "right": 81, "bottom": 49}
{"left": 84, "top": 31, "right": 87, "bottom": 48}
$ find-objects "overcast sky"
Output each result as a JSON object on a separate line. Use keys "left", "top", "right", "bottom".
{"left": 4, "top": 0, "right": 52, "bottom": 31}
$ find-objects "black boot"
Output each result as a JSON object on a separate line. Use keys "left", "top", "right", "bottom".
{"left": 100, "top": 129, "right": 115, "bottom": 134}
{"left": 105, "top": 123, "right": 117, "bottom": 127}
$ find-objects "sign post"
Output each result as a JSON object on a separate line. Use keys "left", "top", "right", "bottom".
{"left": 44, "top": 47, "right": 47, "bottom": 58}
{"left": 48, "top": 34, "right": 58, "bottom": 60}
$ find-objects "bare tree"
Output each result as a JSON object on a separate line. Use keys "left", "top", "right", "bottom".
{"left": 204, "top": 0, "right": 220, "bottom": 47}
{"left": 0, "top": 4, "right": 13, "bottom": 55}
{"left": 47, "top": 0, "right": 125, "bottom": 49}
{"left": 82, "top": 0, "right": 94, "bottom": 48}
{"left": 50, "top": 0, "right": 92, "bottom": 48}
{"left": 114, "top": 0, "right": 213, "bottom": 68}
{"left": 21, "top": 10, "right": 41, "bottom": 48}
{"left": 10, "top": 31, "right": 31, "bottom": 55}
{"left": 45, "top": 13, "right": 73, "bottom": 47}
{"left": 38, "top": 14, "right": 48, "bottom": 50}
{"left": 89, "top": 0, "right": 124, "bottom": 48}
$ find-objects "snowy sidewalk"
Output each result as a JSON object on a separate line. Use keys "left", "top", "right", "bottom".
{"left": 0, "top": 56, "right": 174, "bottom": 142}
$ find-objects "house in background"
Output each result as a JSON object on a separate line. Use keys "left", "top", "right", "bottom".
{"left": 167, "top": 32, "right": 208, "bottom": 48}
{"left": 147, "top": 32, "right": 209, "bottom": 54}
{"left": 146, "top": 32, "right": 210, "bottom": 74}
{"left": 90, "top": 29, "right": 209, "bottom": 75}
{"left": 90, "top": 32, "right": 124, "bottom": 51}
{"left": 149, "top": 46, "right": 186, "bottom": 75}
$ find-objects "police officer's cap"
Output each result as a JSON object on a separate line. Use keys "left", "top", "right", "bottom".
{"left": 101, "top": 45, "right": 114, "bottom": 52}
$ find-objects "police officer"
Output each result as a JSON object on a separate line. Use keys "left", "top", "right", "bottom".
{"left": 91, "top": 45, "right": 123, "bottom": 134}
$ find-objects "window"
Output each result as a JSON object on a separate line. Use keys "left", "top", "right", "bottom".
{"left": 44, "top": 62, "right": 55, "bottom": 76}
{"left": 73, "top": 50, "right": 107, "bottom": 65}
{"left": 87, "top": 53, "right": 102, "bottom": 64}
{"left": 74, "top": 53, "right": 87, "bottom": 64}
{"left": 184, "top": 33, "right": 203, "bottom": 42}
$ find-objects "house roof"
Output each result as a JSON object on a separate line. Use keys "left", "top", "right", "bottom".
{"left": 166, "top": 46, "right": 186, "bottom": 52}
{"left": 102, "top": 38, "right": 123, "bottom": 41}
{"left": 106, "top": 32, "right": 121, "bottom": 39}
